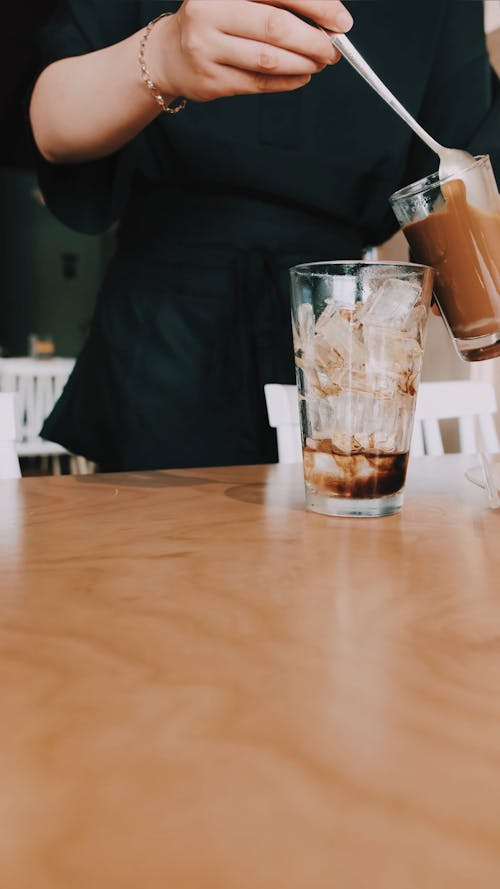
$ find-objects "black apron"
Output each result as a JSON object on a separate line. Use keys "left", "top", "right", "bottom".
{"left": 42, "top": 179, "right": 362, "bottom": 470}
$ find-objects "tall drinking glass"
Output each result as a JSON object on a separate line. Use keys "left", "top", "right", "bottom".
{"left": 290, "top": 261, "right": 434, "bottom": 517}
{"left": 390, "top": 155, "right": 500, "bottom": 362}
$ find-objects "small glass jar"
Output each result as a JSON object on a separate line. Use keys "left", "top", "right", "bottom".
{"left": 390, "top": 155, "right": 500, "bottom": 362}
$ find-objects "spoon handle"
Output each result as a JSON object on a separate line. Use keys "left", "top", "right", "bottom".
{"left": 331, "top": 33, "right": 443, "bottom": 158}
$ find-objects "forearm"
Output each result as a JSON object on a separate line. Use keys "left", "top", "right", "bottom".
{"left": 29, "top": 18, "right": 175, "bottom": 164}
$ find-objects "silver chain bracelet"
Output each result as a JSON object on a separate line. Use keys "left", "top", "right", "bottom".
{"left": 139, "top": 13, "right": 187, "bottom": 115}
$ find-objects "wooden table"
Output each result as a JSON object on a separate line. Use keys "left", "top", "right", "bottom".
{"left": 1, "top": 456, "right": 499, "bottom": 888}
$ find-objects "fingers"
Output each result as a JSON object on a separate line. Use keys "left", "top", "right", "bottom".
{"left": 224, "top": 69, "right": 312, "bottom": 95}
{"left": 214, "top": 35, "right": 327, "bottom": 76}
{"left": 250, "top": 0, "right": 354, "bottom": 34}
{"left": 218, "top": 0, "right": 339, "bottom": 66}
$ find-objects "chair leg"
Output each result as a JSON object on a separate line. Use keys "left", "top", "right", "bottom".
{"left": 77, "top": 456, "right": 88, "bottom": 475}
{"left": 69, "top": 455, "right": 95, "bottom": 475}
{"left": 79, "top": 457, "right": 95, "bottom": 475}
{"left": 52, "top": 455, "right": 62, "bottom": 476}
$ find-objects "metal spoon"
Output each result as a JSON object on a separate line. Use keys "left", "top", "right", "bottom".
{"left": 330, "top": 33, "right": 475, "bottom": 182}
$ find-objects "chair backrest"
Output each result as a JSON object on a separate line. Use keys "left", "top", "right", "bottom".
{"left": 0, "top": 357, "right": 75, "bottom": 444}
{"left": 265, "top": 381, "right": 500, "bottom": 463}
{"left": 0, "top": 393, "right": 22, "bottom": 479}
{"left": 412, "top": 380, "right": 500, "bottom": 456}
{"left": 264, "top": 383, "right": 302, "bottom": 464}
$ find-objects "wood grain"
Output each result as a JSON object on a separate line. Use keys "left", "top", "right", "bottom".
{"left": 0, "top": 457, "right": 499, "bottom": 888}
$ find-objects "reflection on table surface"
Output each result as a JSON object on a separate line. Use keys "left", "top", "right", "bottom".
{"left": 0, "top": 455, "right": 499, "bottom": 888}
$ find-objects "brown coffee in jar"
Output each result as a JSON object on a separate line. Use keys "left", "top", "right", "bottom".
{"left": 303, "top": 444, "right": 409, "bottom": 500}
{"left": 403, "top": 178, "right": 500, "bottom": 341}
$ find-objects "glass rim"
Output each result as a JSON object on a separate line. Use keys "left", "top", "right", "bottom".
{"left": 290, "top": 259, "right": 433, "bottom": 277}
{"left": 389, "top": 154, "right": 489, "bottom": 203}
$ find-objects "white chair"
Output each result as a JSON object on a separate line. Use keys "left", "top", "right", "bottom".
{"left": 264, "top": 381, "right": 500, "bottom": 464}
{"left": 411, "top": 380, "right": 499, "bottom": 456}
{"left": 0, "top": 393, "right": 22, "bottom": 479}
{"left": 264, "top": 383, "right": 302, "bottom": 464}
{"left": 0, "top": 356, "right": 91, "bottom": 474}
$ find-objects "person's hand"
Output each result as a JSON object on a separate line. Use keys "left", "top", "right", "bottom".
{"left": 147, "top": 0, "right": 353, "bottom": 102}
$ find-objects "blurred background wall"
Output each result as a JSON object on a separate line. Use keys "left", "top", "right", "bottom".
{"left": 0, "top": 171, "right": 115, "bottom": 357}
{"left": 0, "top": 1, "right": 115, "bottom": 359}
